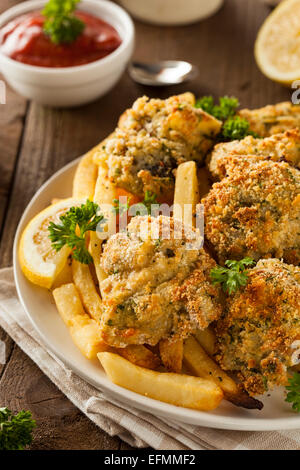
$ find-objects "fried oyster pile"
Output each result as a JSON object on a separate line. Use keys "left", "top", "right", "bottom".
{"left": 97, "top": 95, "right": 300, "bottom": 397}
{"left": 203, "top": 101, "right": 300, "bottom": 396}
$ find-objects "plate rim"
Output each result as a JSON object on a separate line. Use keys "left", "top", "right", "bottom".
{"left": 12, "top": 158, "right": 300, "bottom": 431}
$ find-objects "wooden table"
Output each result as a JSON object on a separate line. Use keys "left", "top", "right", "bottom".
{"left": 0, "top": 0, "right": 291, "bottom": 450}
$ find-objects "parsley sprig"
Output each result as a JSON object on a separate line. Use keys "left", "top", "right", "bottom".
{"left": 48, "top": 200, "right": 105, "bottom": 264}
{"left": 196, "top": 95, "right": 258, "bottom": 141}
{"left": 43, "top": 0, "right": 85, "bottom": 45}
{"left": 0, "top": 408, "right": 36, "bottom": 450}
{"left": 286, "top": 373, "right": 300, "bottom": 412}
{"left": 222, "top": 116, "right": 257, "bottom": 140}
{"left": 210, "top": 257, "right": 255, "bottom": 295}
{"left": 195, "top": 96, "right": 238, "bottom": 121}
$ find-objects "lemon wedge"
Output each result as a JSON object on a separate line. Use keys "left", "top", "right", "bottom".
{"left": 19, "top": 198, "right": 84, "bottom": 289}
{"left": 255, "top": 0, "right": 300, "bottom": 85}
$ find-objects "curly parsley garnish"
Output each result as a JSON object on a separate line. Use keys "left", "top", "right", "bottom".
{"left": 195, "top": 96, "right": 239, "bottom": 121}
{"left": 285, "top": 373, "right": 300, "bottom": 412}
{"left": 48, "top": 200, "right": 105, "bottom": 264}
{"left": 43, "top": 0, "right": 85, "bottom": 45}
{"left": 196, "top": 95, "right": 258, "bottom": 141}
{"left": 222, "top": 116, "right": 257, "bottom": 140}
{"left": 210, "top": 257, "right": 255, "bottom": 295}
{"left": 0, "top": 408, "right": 36, "bottom": 450}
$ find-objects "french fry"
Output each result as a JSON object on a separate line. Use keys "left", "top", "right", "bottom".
{"left": 194, "top": 327, "right": 216, "bottom": 357}
{"left": 72, "top": 149, "right": 98, "bottom": 199}
{"left": 89, "top": 162, "right": 117, "bottom": 289}
{"left": 72, "top": 260, "right": 102, "bottom": 322}
{"left": 183, "top": 337, "right": 263, "bottom": 410}
{"left": 51, "top": 256, "right": 73, "bottom": 289}
{"left": 117, "top": 345, "right": 161, "bottom": 370}
{"left": 159, "top": 338, "right": 183, "bottom": 373}
{"left": 73, "top": 150, "right": 98, "bottom": 198}
{"left": 93, "top": 162, "right": 117, "bottom": 234}
{"left": 98, "top": 352, "right": 223, "bottom": 411}
{"left": 173, "top": 161, "right": 199, "bottom": 227}
{"left": 53, "top": 283, "right": 108, "bottom": 359}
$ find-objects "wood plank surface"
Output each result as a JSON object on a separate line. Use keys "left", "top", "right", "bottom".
{"left": 0, "top": 0, "right": 292, "bottom": 449}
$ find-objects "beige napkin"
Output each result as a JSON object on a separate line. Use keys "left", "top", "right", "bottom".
{"left": 1, "top": 267, "right": 300, "bottom": 450}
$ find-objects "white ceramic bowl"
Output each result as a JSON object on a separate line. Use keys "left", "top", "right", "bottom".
{"left": 119, "top": 0, "right": 224, "bottom": 26}
{"left": 0, "top": 0, "right": 134, "bottom": 107}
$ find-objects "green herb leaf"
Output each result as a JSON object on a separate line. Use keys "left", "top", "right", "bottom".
{"left": 43, "top": 0, "right": 85, "bottom": 45}
{"left": 195, "top": 96, "right": 239, "bottom": 121}
{"left": 195, "top": 95, "right": 259, "bottom": 141}
{"left": 222, "top": 116, "right": 258, "bottom": 141}
{"left": 48, "top": 199, "right": 106, "bottom": 264}
{"left": 285, "top": 373, "right": 300, "bottom": 412}
{"left": 210, "top": 257, "right": 255, "bottom": 295}
{"left": 0, "top": 408, "right": 36, "bottom": 450}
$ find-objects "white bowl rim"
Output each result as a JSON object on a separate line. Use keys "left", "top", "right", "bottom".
{"left": 12, "top": 157, "right": 300, "bottom": 431}
{"left": 0, "top": 0, "right": 134, "bottom": 74}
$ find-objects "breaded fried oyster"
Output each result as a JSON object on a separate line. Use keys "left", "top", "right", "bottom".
{"left": 94, "top": 93, "right": 221, "bottom": 198}
{"left": 208, "top": 128, "right": 300, "bottom": 180}
{"left": 118, "top": 93, "right": 222, "bottom": 163}
{"left": 99, "top": 216, "right": 223, "bottom": 348}
{"left": 203, "top": 158, "right": 300, "bottom": 265}
{"left": 238, "top": 101, "right": 300, "bottom": 137}
{"left": 216, "top": 259, "right": 300, "bottom": 396}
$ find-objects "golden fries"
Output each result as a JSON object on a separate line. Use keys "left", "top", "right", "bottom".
{"left": 53, "top": 283, "right": 108, "bottom": 359}
{"left": 183, "top": 337, "right": 262, "bottom": 410}
{"left": 159, "top": 338, "right": 183, "bottom": 373}
{"left": 73, "top": 149, "right": 98, "bottom": 199}
{"left": 117, "top": 345, "right": 160, "bottom": 370}
{"left": 93, "top": 162, "right": 117, "bottom": 233}
{"left": 72, "top": 260, "right": 102, "bottom": 322}
{"left": 194, "top": 327, "right": 216, "bottom": 357}
{"left": 89, "top": 162, "right": 117, "bottom": 289}
{"left": 173, "top": 161, "right": 199, "bottom": 227}
{"left": 51, "top": 256, "right": 73, "bottom": 289}
{"left": 98, "top": 352, "right": 223, "bottom": 411}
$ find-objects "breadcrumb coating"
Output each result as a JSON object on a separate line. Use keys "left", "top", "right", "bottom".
{"left": 99, "top": 216, "right": 223, "bottom": 348}
{"left": 238, "top": 101, "right": 300, "bottom": 137}
{"left": 208, "top": 128, "right": 300, "bottom": 180}
{"left": 202, "top": 158, "right": 300, "bottom": 265}
{"left": 119, "top": 93, "right": 222, "bottom": 164}
{"left": 216, "top": 259, "right": 300, "bottom": 396}
{"left": 93, "top": 94, "right": 221, "bottom": 198}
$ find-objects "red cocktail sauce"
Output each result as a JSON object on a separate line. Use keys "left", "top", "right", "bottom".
{"left": 0, "top": 11, "right": 122, "bottom": 67}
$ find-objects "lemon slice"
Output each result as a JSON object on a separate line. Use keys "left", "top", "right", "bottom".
{"left": 255, "top": 0, "right": 300, "bottom": 85}
{"left": 19, "top": 198, "right": 84, "bottom": 289}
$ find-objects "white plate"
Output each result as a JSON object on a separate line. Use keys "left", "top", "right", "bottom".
{"left": 13, "top": 158, "right": 300, "bottom": 431}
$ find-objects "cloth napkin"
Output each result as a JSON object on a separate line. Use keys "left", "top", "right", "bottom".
{"left": 0, "top": 267, "right": 300, "bottom": 450}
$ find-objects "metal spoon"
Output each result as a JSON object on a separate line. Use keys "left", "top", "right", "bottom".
{"left": 128, "top": 60, "right": 198, "bottom": 86}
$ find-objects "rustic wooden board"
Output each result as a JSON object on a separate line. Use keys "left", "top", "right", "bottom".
{"left": 0, "top": 0, "right": 292, "bottom": 449}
